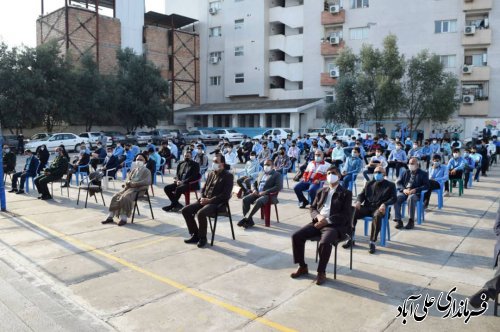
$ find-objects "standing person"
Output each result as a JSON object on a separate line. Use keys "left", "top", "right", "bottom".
{"left": 181, "top": 154, "right": 233, "bottom": 248}
{"left": 8, "top": 150, "right": 39, "bottom": 194}
{"left": 477, "top": 139, "right": 489, "bottom": 177}
{"left": 34, "top": 147, "right": 69, "bottom": 200}
{"left": 2, "top": 145, "right": 16, "bottom": 174}
{"left": 423, "top": 154, "right": 448, "bottom": 208}
{"left": 290, "top": 166, "right": 352, "bottom": 285}
{"left": 16, "top": 134, "right": 24, "bottom": 155}
{"left": 482, "top": 126, "right": 492, "bottom": 141}
{"left": 36, "top": 144, "right": 50, "bottom": 175}
{"left": 293, "top": 150, "right": 330, "bottom": 209}
{"left": 472, "top": 126, "right": 480, "bottom": 146}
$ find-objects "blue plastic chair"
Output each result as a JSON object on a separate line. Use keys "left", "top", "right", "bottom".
{"left": 25, "top": 159, "right": 40, "bottom": 193}
{"left": 72, "top": 163, "right": 90, "bottom": 186}
{"left": 363, "top": 205, "right": 392, "bottom": 246}
{"left": 282, "top": 166, "right": 291, "bottom": 189}
{"left": 121, "top": 160, "right": 133, "bottom": 180}
{"left": 153, "top": 157, "right": 166, "bottom": 185}
{"left": 347, "top": 173, "right": 358, "bottom": 196}
{"left": 301, "top": 180, "right": 325, "bottom": 205}
{"left": 401, "top": 194, "right": 426, "bottom": 225}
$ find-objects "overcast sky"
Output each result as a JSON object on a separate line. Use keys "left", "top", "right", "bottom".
{"left": 0, "top": 0, "right": 194, "bottom": 48}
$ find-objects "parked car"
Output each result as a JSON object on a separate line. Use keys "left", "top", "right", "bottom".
{"left": 25, "top": 133, "right": 90, "bottom": 152}
{"left": 150, "top": 129, "right": 175, "bottom": 144}
{"left": 184, "top": 130, "right": 219, "bottom": 144}
{"left": 213, "top": 129, "right": 245, "bottom": 142}
{"left": 26, "top": 133, "right": 52, "bottom": 143}
{"left": 126, "top": 131, "right": 152, "bottom": 146}
{"left": 1, "top": 135, "right": 19, "bottom": 153}
{"left": 78, "top": 132, "right": 111, "bottom": 147}
{"left": 103, "top": 131, "right": 128, "bottom": 146}
{"left": 253, "top": 128, "right": 297, "bottom": 141}
{"left": 307, "top": 128, "right": 334, "bottom": 138}
{"left": 333, "top": 128, "right": 375, "bottom": 142}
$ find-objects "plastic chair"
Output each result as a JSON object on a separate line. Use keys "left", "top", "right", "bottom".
{"left": 301, "top": 180, "right": 325, "bottom": 205}
{"left": 153, "top": 157, "right": 166, "bottom": 185}
{"left": 25, "top": 159, "right": 40, "bottom": 193}
{"left": 121, "top": 160, "right": 133, "bottom": 180}
{"left": 104, "top": 168, "right": 117, "bottom": 189}
{"left": 449, "top": 176, "right": 464, "bottom": 196}
{"left": 207, "top": 202, "right": 235, "bottom": 246}
{"left": 347, "top": 173, "right": 358, "bottom": 196}
{"left": 401, "top": 195, "right": 425, "bottom": 225}
{"left": 260, "top": 192, "right": 279, "bottom": 227}
{"left": 363, "top": 205, "right": 392, "bottom": 246}
{"left": 74, "top": 163, "right": 90, "bottom": 186}
{"left": 184, "top": 178, "right": 201, "bottom": 205}
{"left": 282, "top": 166, "right": 290, "bottom": 189}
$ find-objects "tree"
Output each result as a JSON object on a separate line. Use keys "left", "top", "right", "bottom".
{"left": 115, "top": 48, "right": 170, "bottom": 132}
{"left": 401, "top": 51, "right": 459, "bottom": 135}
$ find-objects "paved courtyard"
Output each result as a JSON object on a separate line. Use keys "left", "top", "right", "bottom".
{"left": 0, "top": 155, "right": 499, "bottom": 331}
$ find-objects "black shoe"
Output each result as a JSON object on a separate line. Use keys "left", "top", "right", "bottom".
{"left": 197, "top": 237, "right": 208, "bottom": 248}
{"left": 41, "top": 195, "right": 52, "bottom": 200}
{"left": 162, "top": 205, "right": 174, "bottom": 212}
{"left": 16, "top": 190, "right": 25, "bottom": 195}
{"left": 237, "top": 218, "right": 248, "bottom": 227}
{"left": 184, "top": 234, "right": 200, "bottom": 244}
{"left": 395, "top": 220, "right": 404, "bottom": 229}
{"left": 405, "top": 219, "right": 414, "bottom": 229}
{"left": 243, "top": 219, "right": 255, "bottom": 229}
{"left": 8, "top": 188, "right": 17, "bottom": 193}
{"left": 469, "top": 289, "right": 492, "bottom": 308}
{"left": 171, "top": 203, "right": 184, "bottom": 213}
{"left": 117, "top": 219, "right": 127, "bottom": 226}
{"left": 299, "top": 201, "right": 308, "bottom": 209}
{"left": 342, "top": 239, "right": 354, "bottom": 249}
{"left": 37, "top": 195, "right": 43, "bottom": 199}
{"left": 101, "top": 218, "right": 114, "bottom": 224}
{"left": 369, "top": 243, "right": 376, "bottom": 254}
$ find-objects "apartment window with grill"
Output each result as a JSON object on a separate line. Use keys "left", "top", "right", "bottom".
{"left": 434, "top": 20, "right": 457, "bottom": 33}
{"left": 462, "top": 83, "right": 489, "bottom": 101}
{"left": 325, "top": 91, "right": 334, "bottom": 103}
{"left": 439, "top": 55, "right": 457, "bottom": 68}
{"left": 349, "top": 27, "right": 368, "bottom": 40}
{"left": 209, "top": 51, "right": 222, "bottom": 61}
{"left": 210, "top": 76, "right": 221, "bottom": 86}
{"left": 235, "top": 73, "right": 245, "bottom": 83}
{"left": 209, "top": 26, "right": 222, "bottom": 37}
{"left": 235, "top": 19, "right": 244, "bottom": 30}
{"left": 465, "top": 50, "right": 488, "bottom": 66}
{"left": 234, "top": 46, "right": 244, "bottom": 56}
{"left": 350, "top": 0, "right": 369, "bottom": 9}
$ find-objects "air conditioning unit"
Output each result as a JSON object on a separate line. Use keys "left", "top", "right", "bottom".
{"left": 330, "top": 36, "right": 340, "bottom": 45}
{"left": 482, "top": 53, "right": 488, "bottom": 64}
{"left": 210, "top": 56, "right": 220, "bottom": 64}
{"left": 463, "top": 95, "right": 475, "bottom": 104}
{"left": 464, "top": 25, "right": 476, "bottom": 35}
{"left": 329, "top": 67, "right": 340, "bottom": 78}
{"left": 209, "top": 7, "right": 218, "bottom": 15}
{"left": 329, "top": 5, "right": 340, "bottom": 13}
{"left": 462, "top": 65, "right": 473, "bottom": 74}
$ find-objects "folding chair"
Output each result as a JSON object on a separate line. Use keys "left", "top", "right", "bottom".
{"left": 260, "top": 192, "right": 279, "bottom": 227}
{"left": 131, "top": 189, "right": 155, "bottom": 223}
{"left": 208, "top": 201, "right": 236, "bottom": 246}
{"left": 50, "top": 170, "right": 71, "bottom": 197}
{"left": 77, "top": 174, "right": 106, "bottom": 208}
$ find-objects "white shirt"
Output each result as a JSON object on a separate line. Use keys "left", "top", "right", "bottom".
{"left": 319, "top": 185, "right": 338, "bottom": 223}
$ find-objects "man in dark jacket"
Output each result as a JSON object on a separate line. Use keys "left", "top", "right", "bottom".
{"left": 344, "top": 166, "right": 397, "bottom": 254}
{"left": 181, "top": 154, "right": 233, "bottom": 248}
{"left": 394, "top": 157, "right": 429, "bottom": 230}
{"left": 291, "top": 166, "right": 352, "bottom": 285}
{"left": 9, "top": 150, "right": 39, "bottom": 194}
{"left": 3, "top": 145, "right": 16, "bottom": 173}
{"left": 100, "top": 147, "right": 120, "bottom": 178}
{"left": 470, "top": 204, "right": 500, "bottom": 308}
{"left": 163, "top": 151, "right": 201, "bottom": 212}
{"left": 62, "top": 147, "right": 90, "bottom": 187}
{"left": 34, "top": 147, "right": 69, "bottom": 200}
{"left": 238, "top": 159, "right": 282, "bottom": 229}
{"left": 238, "top": 138, "right": 254, "bottom": 163}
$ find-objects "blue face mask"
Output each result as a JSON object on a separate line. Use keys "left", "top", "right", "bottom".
{"left": 374, "top": 173, "right": 384, "bottom": 181}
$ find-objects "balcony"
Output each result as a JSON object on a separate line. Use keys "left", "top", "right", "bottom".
{"left": 269, "top": 61, "right": 304, "bottom": 82}
{"left": 463, "top": 0, "right": 493, "bottom": 11}
{"left": 320, "top": 73, "right": 338, "bottom": 86}
{"left": 269, "top": 34, "right": 304, "bottom": 57}
{"left": 269, "top": 5, "right": 304, "bottom": 29}
{"left": 321, "top": 40, "right": 345, "bottom": 56}
{"left": 462, "top": 28, "right": 492, "bottom": 46}
{"left": 461, "top": 66, "right": 491, "bottom": 81}
{"left": 321, "top": 10, "right": 345, "bottom": 25}
{"left": 459, "top": 100, "right": 489, "bottom": 117}
{"left": 269, "top": 88, "right": 304, "bottom": 100}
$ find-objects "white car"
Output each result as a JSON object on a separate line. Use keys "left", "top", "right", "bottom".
{"left": 25, "top": 133, "right": 90, "bottom": 152}
{"left": 213, "top": 129, "right": 245, "bottom": 142}
{"left": 79, "top": 132, "right": 112, "bottom": 147}
{"left": 333, "top": 128, "right": 375, "bottom": 142}
{"left": 253, "top": 128, "right": 297, "bottom": 141}
{"left": 307, "top": 128, "right": 334, "bottom": 138}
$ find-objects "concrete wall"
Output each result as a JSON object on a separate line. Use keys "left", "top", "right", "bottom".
{"left": 115, "top": 0, "right": 145, "bottom": 54}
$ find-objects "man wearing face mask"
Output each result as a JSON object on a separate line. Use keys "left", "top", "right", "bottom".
{"left": 36, "top": 144, "right": 50, "bottom": 175}
{"left": 223, "top": 144, "right": 238, "bottom": 170}
{"left": 446, "top": 148, "right": 465, "bottom": 193}
{"left": 181, "top": 154, "right": 233, "bottom": 248}
{"left": 462, "top": 149, "right": 476, "bottom": 189}
{"left": 423, "top": 154, "right": 448, "bottom": 208}
{"left": 394, "top": 157, "right": 429, "bottom": 229}
{"left": 90, "top": 141, "right": 107, "bottom": 170}
{"left": 34, "top": 147, "right": 69, "bottom": 200}
{"left": 363, "top": 148, "right": 388, "bottom": 181}
{"left": 8, "top": 150, "right": 39, "bottom": 194}
{"left": 258, "top": 142, "right": 271, "bottom": 165}
{"left": 387, "top": 142, "right": 408, "bottom": 177}
{"left": 62, "top": 145, "right": 91, "bottom": 187}
{"left": 162, "top": 151, "right": 200, "bottom": 212}
{"left": 429, "top": 139, "right": 441, "bottom": 157}
{"left": 2, "top": 145, "right": 16, "bottom": 174}
{"left": 274, "top": 147, "right": 291, "bottom": 174}
{"left": 340, "top": 147, "right": 362, "bottom": 190}
{"left": 330, "top": 140, "right": 346, "bottom": 168}
{"left": 194, "top": 144, "right": 209, "bottom": 168}
{"left": 287, "top": 140, "right": 300, "bottom": 170}
{"left": 236, "top": 151, "right": 260, "bottom": 197}
{"left": 347, "top": 166, "right": 396, "bottom": 253}
{"left": 294, "top": 151, "right": 330, "bottom": 208}
{"left": 291, "top": 166, "right": 352, "bottom": 285}
{"left": 102, "top": 154, "right": 151, "bottom": 226}
{"left": 238, "top": 159, "right": 282, "bottom": 229}
{"left": 408, "top": 142, "right": 423, "bottom": 159}
{"left": 238, "top": 138, "right": 254, "bottom": 163}
{"left": 99, "top": 147, "right": 119, "bottom": 178}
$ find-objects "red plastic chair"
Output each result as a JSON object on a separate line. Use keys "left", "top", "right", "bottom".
{"left": 260, "top": 192, "right": 279, "bottom": 227}
{"left": 184, "top": 178, "right": 201, "bottom": 205}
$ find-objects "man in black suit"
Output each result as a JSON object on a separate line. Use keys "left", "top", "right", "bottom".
{"left": 62, "top": 147, "right": 90, "bottom": 187}
{"left": 238, "top": 159, "right": 282, "bottom": 229}
{"left": 470, "top": 204, "right": 500, "bottom": 308}
{"left": 181, "top": 154, "right": 233, "bottom": 248}
{"left": 291, "top": 166, "right": 352, "bottom": 285}
{"left": 3, "top": 145, "right": 16, "bottom": 174}
{"left": 34, "top": 147, "right": 69, "bottom": 200}
{"left": 99, "top": 147, "right": 120, "bottom": 178}
{"left": 163, "top": 151, "right": 201, "bottom": 212}
{"left": 394, "top": 157, "right": 429, "bottom": 230}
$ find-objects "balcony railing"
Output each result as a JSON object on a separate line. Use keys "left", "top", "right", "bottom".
{"left": 461, "top": 66, "right": 491, "bottom": 81}
{"left": 463, "top": 0, "right": 493, "bottom": 11}
{"left": 459, "top": 100, "right": 489, "bottom": 116}
{"left": 321, "top": 40, "right": 345, "bottom": 56}
{"left": 321, "top": 9, "right": 345, "bottom": 25}
{"left": 320, "top": 73, "right": 338, "bottom": 86}
{"left": 462, "top": 28, "right": 492, "bottom": 46}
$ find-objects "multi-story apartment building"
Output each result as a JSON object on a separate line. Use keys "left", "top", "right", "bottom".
{"left": 170, "top": 0, "right": 499, "bottom": 136}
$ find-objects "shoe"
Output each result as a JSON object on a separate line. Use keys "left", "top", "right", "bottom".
{"left": 41, "top": 195, "right": 52, "bottom": 200}
{"left": 369, "top": 243, "right": 376, "bottom": 254}
{"left": 117, "top": 219, "right": 127, "bottom": 226}
{"left": 162, "top": 205, "right": 174, "bottom": 212}
{"left": 342, "top": 239, "right": 354, "bottom": 249}
{"left": 37, "top": 195, "right": 43, "bottom": 199}
{"left": 469, "top": 289, "right": 492, "bottom": 308}
{"left": 197, "top": 237, "right": 207, "bottom": 248}
{"left": 101, "top": 218, "right": 114, "bottom": 224}
{"left": 290, "top": 265, "right": 309, "bottom": 279}
{"left": 237, "top": 218, "right": 248, "bottom": 227}
{"left": 184, "top": 234, "right": 200, "bottom": 244}
{"left": 314, "top": 272, "right": 327, "bottom": 285}
{"left": 171, "top": 204, "right": 184, "bottom": 213}
{"left": 444, "top": 192, "right": 450, "bottom": 197}
{"left": 61, "top": 183, "right": 69, "bottom": 188}
{"left": 405, "top": 219, "right": 414, "bottom": 229}
{"left": 8, "top": 188, "right": 17, "bottom": 193}
{"left": 15, "top": 190, "right": 25, "bottom": 195}
{"left": 299, "top": 201, "right": 308, "bottom": 209}
{"left": 395, "top": 220, "right": 404, "bottom": 229}
{"left": 243, "top": 219, "right": 255, "bottom": 229}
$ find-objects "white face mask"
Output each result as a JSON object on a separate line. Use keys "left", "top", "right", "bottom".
{"left": 327, "top": 174, "right": 339, "bottom": 185}
{"left": 453, "top": 153, "right": 459, "bottom": 159}
{"left": 413, "top": 145, "right": 418, "bottom": 149}
{"left": 433, "top": 140, "right": 437, "bottom": 144}
{"left": 250, "top": 156, "right": 256, "bottom": 160}
{"left": 107, "top": 152, "right": 112, "bottom": 157}
{"left": 375, "top": 152, "right": 381, "bottom": 157}
{"left": 264, "top": 165, "right": 272, "bottom": 173}
{"left": 409, "top": 165, "right": 418, "bottom": 172}
{"left": 211, "top": 163, "right": 221, "bottom": 171}
{"left": 135, "top": 161, "right": 144, "bottom": 168}
{"left": 395, "top": 146, "right": 401, "bottom": 150}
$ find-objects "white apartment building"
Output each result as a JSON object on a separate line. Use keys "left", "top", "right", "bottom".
{"left": 167, "top": 0, "right": 500, "bottom": 136}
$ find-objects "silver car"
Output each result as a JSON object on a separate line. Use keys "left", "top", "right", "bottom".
{"left": 213, "top": 129, "right": 245, "bottom": 143}
{"left": 184, "top": 130, "right": 219, "bottom": 145}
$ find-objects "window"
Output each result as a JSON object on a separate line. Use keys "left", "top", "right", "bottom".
{"left": 234, "top": 46, "right": 244, "bottom": 56}
{"left": 462, "top": 82, "right": 489, "bottom": 101}
{"left": 209, "top": 51, "right": 222, "bottom": 60}
{"left": 434, "top": 20, "right": 457, "bottom": 33}
{"left": 235, "top": 73, "right": 245, "bottom": 83}
{"left": 209, "top": 1, "right": 221, "bottom": 10}
{"left": 209, "top": 26, "right": 222, "bottom": 37}
{"left": 210, "top": 76, "right": 221, "bottom": 86}
{"left": 235, "top": 19, "right": 244, "bottom": 30}
{"left": 350, "top": 0, "right": 369, "bottom": 9}
{"left": 439, "top": 55, "right": 457, "bottom": 68}
{"left": 325, "top": 91, "right": 334, "bottom": 103}
{"left": 349, "top": 27, "right": 369, "bottom": 40}
{"left": 327, "top": 63, "right": 337, "bottom": 71}
{"left": 465, "top": 51, "right": 487, "bottom": 66}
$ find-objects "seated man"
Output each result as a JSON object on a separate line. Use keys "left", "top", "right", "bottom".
{"left": 257, "top": 142, "right": 271, "bottom": 165}
{"left": 290, "top": 166, "right": 352, "bottom": 285}
{"left": 238, "top": 138, "right": 254, "bottom": 163}
{"left": 287, "top": 140, "right": 300, "bottom": 170}
{"left": 101, "top": 154, "right": 151, "bottom": 226}
{"left": 90, "top": 141, "right": 107, "bottom": 170}
{"left": 62, "top": 146, "right": 90, "bottom": 187}
{"left": 99, "top": 147, "right": 120, "bottom": 179}
{"left": 223, "top": 144, "right": 238, "bottom": 169}
{"left": 181, "top": 154, "right": 233, "bottom": 248}
{"left": 462, "top": 149, "right": 476, "bottom": 189}
{"left": 393, "top": 158, "right": 429, "bottom": 230}
{"left": 162, "top": 151, "right": 200, "bottom": 212}
{"left": 236, "top": 151, "right": 260, "bottom": 197}
{"left": 420, "top": 141, "right": 432, "bottom": 169}
{"left": 446, "top": 148, "right": 465, "bottom": 193}
{"left": 3, "top": 145, "right": 16, "bottom": 174}
{"left": 294, "top": 151, "right": 330, "bottom": 209}
{"left": 238, "top": 159, "right": 282, "bottom": 229}
{"left": 407, "top": 142, "right": 423, "bottom": 159}
{"left": 194, "top": 144, "right": 209, "bottom": 169}
{"left": 423, "top": 154, "right": 448, "bottom": 208}
{"left": 340, "top": 147, "right": 362, "bottom": 190}
{"left": 346, "top": 166, "right": 396, "bottom": 253}
{"left": 9, "top": 150, "right": 39, "bottom": 194}
{"left": 274, "top": 147, "right": 291, "bottom": 173}
{"left": 158, "top": 141, "right": 172, "bottom": 172}
{"left": 363, "top": 148, "right": 388, "bottom": 181}
{"left": 330, "top": 140, "right": 345, "bottom": 168}
{"left": 387, "top": 142, "right": 408, "bottom": 177}
{"left": 148, "top": 147, "right": 161, "bottom": 170}
{"left": 34, "top": 147, "right": 69, "bottom": 200}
